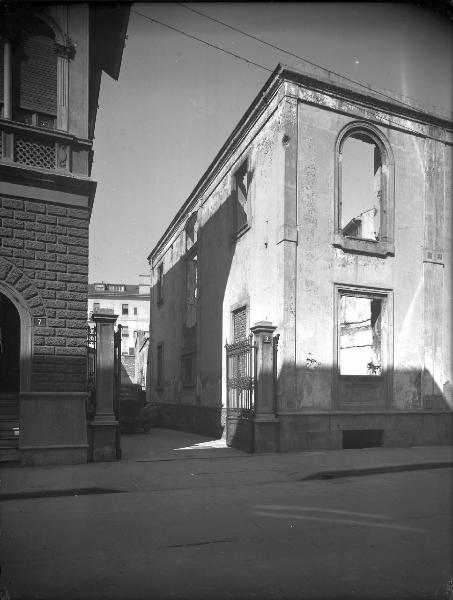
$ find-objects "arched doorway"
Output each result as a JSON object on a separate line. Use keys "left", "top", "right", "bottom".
{"left": 0, "top": 292, "right": 21, "bottom": 453}
{"left": 0, "top": 292, "right": 21, "bottom": 391}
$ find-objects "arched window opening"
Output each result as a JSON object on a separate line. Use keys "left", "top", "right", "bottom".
{"left": 12, "top": 19, "right": 57, "bottom": 129}
{"left": 340, "top": 133, "right": 382, "bottom": 241}
{"left": 335, "top": 123, "right": 394, "bottom": 257}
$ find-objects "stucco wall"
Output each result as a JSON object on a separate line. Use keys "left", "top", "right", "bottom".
{"left": 150, "top": 91, "right": 286, "bottom": 423}
{"left": 293, "top": 100, "right": 450, "bottom": 413}
{"left": 149, "top": 71, "right": 452, "bottom": 445}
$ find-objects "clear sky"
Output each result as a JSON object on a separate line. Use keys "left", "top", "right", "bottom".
{"left": 89, "top": 2, "right": 452, "bottom": 284}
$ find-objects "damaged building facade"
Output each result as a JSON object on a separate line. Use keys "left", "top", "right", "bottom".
{"left": 148, "top": 64, "right": 452, "bottom": 452}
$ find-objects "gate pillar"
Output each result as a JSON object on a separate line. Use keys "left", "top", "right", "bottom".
{"left": 90, "top": 312, "right": 118, "bottom": 461}
{"left": 250, "top": 321, "right": 279, "bottom": 452}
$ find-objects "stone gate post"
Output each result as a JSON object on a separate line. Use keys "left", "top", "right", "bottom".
{"left": 250, "top": 321, "right": 279, "bottom": 452}
{"left": 90, "top": 312, "right": 119, "bottom": 461}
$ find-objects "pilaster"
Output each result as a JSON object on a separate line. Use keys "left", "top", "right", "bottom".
{"left": 251, "top": 321, "right": 279, "bottom": 452}
{"left": 89, "top": 312, "right": 119, "bottom": 461}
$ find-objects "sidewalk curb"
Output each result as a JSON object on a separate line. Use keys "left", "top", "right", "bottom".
{"left": 302, "top": 460, "right": 453, "bottom": 480}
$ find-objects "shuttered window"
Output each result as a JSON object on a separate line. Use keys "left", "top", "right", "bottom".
{"left": 12, "top": 20, "right": 57, "bottom": 125}
{"left": 233, "top": 306, "right": 247, "bottom": 341}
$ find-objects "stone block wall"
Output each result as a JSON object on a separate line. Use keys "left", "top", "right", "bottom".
{"left": 0, "top": 195, "right": 90, "bottom": 392}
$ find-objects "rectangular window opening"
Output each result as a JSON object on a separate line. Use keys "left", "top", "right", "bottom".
{"left": 234, "top": 160, "right": 249, "bottom": 233}
{"left": 122, "top": 304, "right": 129, "bottom": 316}
{"left": 339, "top": 295, "right": 382, "bottom": 376}
{"left": 181, "top": 354, "right": 196, "bottom": 387}
{"left": 156, "top": 343, "right": 164, "bottom": 388}
{"left": 232, "top": 306, "right": 247, "bottom": 342}
{"left": 157, "top": 263, "right": 164, "bottom": 304}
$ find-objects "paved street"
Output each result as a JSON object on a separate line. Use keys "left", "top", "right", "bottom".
{"left": 2, "top": 430, "right": 453, "bottom": 600}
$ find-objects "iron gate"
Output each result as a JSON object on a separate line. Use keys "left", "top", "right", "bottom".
{"left": 86, "top": 325, "right": 96, "bottom": 419}
{"left": 113, "top": 324, "right": 122, "bottom": 459}
{"left": 225, "top": 334, "right": 256, "bottom": 451}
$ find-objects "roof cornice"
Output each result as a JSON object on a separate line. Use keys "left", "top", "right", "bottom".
{"left": 148, "top": 62, "right": 453, "bottom": 261}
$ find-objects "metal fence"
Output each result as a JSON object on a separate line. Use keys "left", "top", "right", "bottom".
{"left": 225, "top": 334, "right": 256, "bottom": 416}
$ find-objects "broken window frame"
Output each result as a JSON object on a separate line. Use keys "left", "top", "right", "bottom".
{"left": 185, "top": 212, "right": 198, "bottom": 252}
{"left": 233, "top": 157, "right": 251, "bottom": 237}
{"left": 333, "top": 122, "right": 395, "bottom": 257}
{"left": 338, "top": 294, "right": 383, "bottom": 377}
{"left": 334, "top": 283, "right": 393, "bottom": 383}
{"left": 156, "top": 263, "right": 164, "bottom": 305}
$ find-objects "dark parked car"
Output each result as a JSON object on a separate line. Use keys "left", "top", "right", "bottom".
{"left": 118, "top": 386, "right": 153, "bottom": 433}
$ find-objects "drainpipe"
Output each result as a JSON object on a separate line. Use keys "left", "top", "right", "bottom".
{"left": 3, "top": 39, "right": 12, "bottom": 119}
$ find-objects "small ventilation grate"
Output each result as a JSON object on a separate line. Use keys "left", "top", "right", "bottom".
{"left": 342, "top": 429, "right": 384, "bottom": 449}
{"left": 15, "top": 134, "right": 55, "bottom": 169}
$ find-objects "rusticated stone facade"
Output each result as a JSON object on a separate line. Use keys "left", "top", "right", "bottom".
{"left": 1, "top": 199, "right": 89, "bottom": 391}
{"left": 0, "top": 4, "right": 129, "bottom": 465}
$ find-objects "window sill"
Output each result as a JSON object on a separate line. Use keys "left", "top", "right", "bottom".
{"left": 333, "top": 233, "right": 394, "bottom": 257}
{"left": 234, "top": 223, "right": 251, "bottom": 240}
{"left": 339, "top": 375, "right": 384, "bottom": 382}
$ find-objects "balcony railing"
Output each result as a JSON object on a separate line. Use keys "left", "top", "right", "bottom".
{"left": 0, "top": 118, "right": 91, "bottom": 177}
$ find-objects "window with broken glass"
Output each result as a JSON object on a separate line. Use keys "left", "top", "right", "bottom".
{"left": 234, "top": 159, "right": 250, "bottom": 235}
{"left": 334, "top": 124, "right": 394, "bottom": 256}
{"left": 340, "top": 134, "right": 382, "bottom": 241}
{"left": 339, "top": 294, "right": 383, "bottom": 376}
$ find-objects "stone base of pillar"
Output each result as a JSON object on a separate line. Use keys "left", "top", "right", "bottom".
{"left": 88, "top": 420, "right": 119, "bottom": 462}
{"left": 254, "top": 416, "right": 280, "bottom": 453}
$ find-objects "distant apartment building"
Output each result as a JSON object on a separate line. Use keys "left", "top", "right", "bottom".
{"left": 88, "top": 275, "right": 150, "bottom": 358}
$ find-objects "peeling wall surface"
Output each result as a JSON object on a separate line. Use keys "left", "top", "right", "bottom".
{"left": 148, "top": 65, "right": 452, "bottom": 450}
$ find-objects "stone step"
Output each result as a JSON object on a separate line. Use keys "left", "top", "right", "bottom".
{"left": 0, "top": 447, "right": 21, "bottom": 465}
{"left": 0, "top": 420, "right": 19, "bottom": 429}
{"left": 0, "top": 413, "right": 19, "bottom": 421}
{"left": 0, "top": 437, "right": 19, "bottom": 448}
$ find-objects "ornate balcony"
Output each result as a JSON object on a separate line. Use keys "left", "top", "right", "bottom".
{"left": 0, "top": 117, "right": 92, "bottom": 177}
